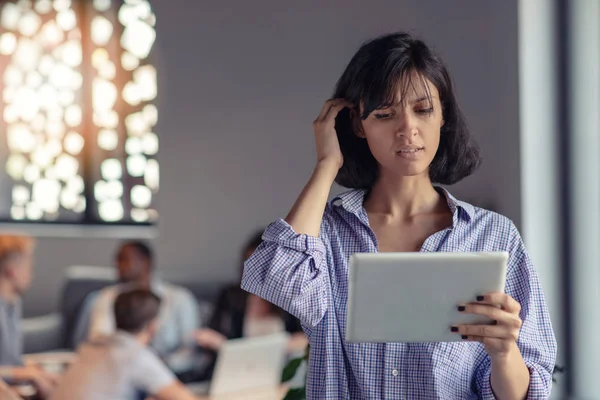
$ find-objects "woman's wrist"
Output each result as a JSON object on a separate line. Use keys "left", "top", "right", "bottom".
{"left": 490, "top": 341, "right": 522, "bottom": 365}
{"left": 490, "top": 343, "right": 530, "bottom": 399}
{"left": 314, "top": 160, "right": 340, "bottom": 179}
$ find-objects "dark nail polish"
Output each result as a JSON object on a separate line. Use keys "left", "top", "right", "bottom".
{"left": 461, "top": 335, "right": 468, "bottom": 340}
{"left": 450, "top": 326, "right": 458, "bottom": 332}
{"left": 457, "top": 306, "right": 466, "bottom": 312}
{"left": 476, "top": 295, "right": 484, "bottom": 301}
{"left": 492, "top": 320, "right": 498, "bottom": 325}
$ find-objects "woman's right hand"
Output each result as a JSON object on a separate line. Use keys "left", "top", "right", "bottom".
{"left": 312, "top": 99, "right": 353, "bottom": 170}
{"left": 284, "top": 99, "right": 353, "bottom": 236}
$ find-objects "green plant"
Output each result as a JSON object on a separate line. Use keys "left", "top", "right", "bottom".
{"left": 281, "top": 344, "right": 309, "bottom": 400}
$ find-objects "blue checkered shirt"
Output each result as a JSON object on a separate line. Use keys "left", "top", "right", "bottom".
{"left": 242, "top": 189, "right": 557, "bottom": 399}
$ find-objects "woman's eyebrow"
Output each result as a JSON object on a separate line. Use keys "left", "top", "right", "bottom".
{"left": 393, "top": 96, "right": 436, "bottom": 106}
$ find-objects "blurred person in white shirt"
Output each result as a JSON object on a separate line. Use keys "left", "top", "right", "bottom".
{"left": 52, "top": 289, "right": 200, "bottom": 400}
{"left": 88, "top": 241, "right": 200, "bottom": 377}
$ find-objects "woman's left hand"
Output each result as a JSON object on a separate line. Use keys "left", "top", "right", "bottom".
{"left": 452, "top": 292, "right": 523, "bottom": 359}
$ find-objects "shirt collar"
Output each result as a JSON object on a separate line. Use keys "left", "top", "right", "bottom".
{"left": 332, "top": 187, "right": 475, "bottom": 223}
{"left": 331, "top": 189, "right": 366, "bottom": 215}
{"left": 438, "top": 187, "right": 475, "bottom": 222}
{"left": 114, "top": 330, "right": 137, "bottom": 342}
{"left": 110, "top": 331, "right": 145, "bottom": 350}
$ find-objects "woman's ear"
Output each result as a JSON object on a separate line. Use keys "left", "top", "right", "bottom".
{"left": 351, "top": 109, "right": 366, "bottom": 138}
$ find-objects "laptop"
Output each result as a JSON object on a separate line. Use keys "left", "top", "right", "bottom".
{"left": 346, "top": 251, "right": 509, "bottom": 343}
{"left": 208, "top": 332, "right": 290, "bottom": 397}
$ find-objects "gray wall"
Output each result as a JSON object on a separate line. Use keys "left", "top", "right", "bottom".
{"left": 22, "top": 0, "right": 520, "bottom": 316}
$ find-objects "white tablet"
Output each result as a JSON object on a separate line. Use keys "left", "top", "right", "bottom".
{"left": 346, "top": 251, "right": 509, "bottom": 343}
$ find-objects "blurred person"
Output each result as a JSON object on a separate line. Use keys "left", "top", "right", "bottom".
{"left": 195, "top": 231, "right": 307, "bottom": 378}
{"left": 0, "top": 235, "right": 57, "bottom": 398}
{"left": 88, "top": 241, "right": 199, "bottom": 377}
{"left": 52, "top": 289, "right": 200, "bottom": 400}
{"left": 241, "top": 32, "right": 557, "bottom": 399}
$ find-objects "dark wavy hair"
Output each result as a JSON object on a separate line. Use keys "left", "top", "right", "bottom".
{"left": 333, "top": 32, "right": 481, "bottom": 189}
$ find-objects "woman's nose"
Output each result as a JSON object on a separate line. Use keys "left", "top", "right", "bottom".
{"left": 395, "top": 112, "right": 418, "bottom": 137}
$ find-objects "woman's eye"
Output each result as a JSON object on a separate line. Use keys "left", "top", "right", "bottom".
{"left": 374, "top": 113, "right": 392, "bottom": 120}
{"left": 416, "top": 107, "right": 434, "bottom": 115}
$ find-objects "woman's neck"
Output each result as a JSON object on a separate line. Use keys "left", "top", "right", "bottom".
{"left": 364, "top": 172, "right": 444, "bottom": 218}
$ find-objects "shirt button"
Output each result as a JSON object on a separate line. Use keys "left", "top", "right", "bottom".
{"left": 392, "top": 369, "right": 399, "bottom": 376}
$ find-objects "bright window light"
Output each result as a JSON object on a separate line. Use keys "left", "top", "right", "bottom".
{"left": 93, "top": 0, "right": 111, "bottom": 13}
{"left": 0, "top": 0, "right": 159, "bottom": 224}
{"left": 0, "top": 32, "right": 17, "bottom": 55}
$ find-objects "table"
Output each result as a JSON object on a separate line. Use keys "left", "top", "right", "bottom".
{"left": 9, "top": 354, "right": 77, "bottom": 399}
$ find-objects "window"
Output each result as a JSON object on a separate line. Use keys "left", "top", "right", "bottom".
{"left": 0, "top": 0, "right": 158, "bottom": 225}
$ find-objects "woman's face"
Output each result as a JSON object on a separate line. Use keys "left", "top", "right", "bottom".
{"left": 357, "top": 75, "right": 444, "bottom": 180}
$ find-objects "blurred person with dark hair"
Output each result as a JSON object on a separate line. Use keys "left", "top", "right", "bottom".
{"left": 51, "top": 289, "right": 201, "bottom": 400}
{"left": 194, "top": 230, "right": 307, "bottom": 378}
{"left": 88, "top": 241, "right": 200, "bottom": 377}
{"left": 0, "top": 235, "right": 57, "bottom": 398}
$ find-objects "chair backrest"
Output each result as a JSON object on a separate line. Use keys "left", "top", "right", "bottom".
{"left": 69, "top": 290, "right": 100, "bottom": 349}
{"left": 21, "top": 313, "right": 63, "bottom": 354}
{"left": 59, "top": 266, "right": 117, "bottom": 348}
{"left": 174, "top": 281, "right": 225, "bottom": 321}
{"left": 174, "top": 281, "right": 223, "bottom": 304}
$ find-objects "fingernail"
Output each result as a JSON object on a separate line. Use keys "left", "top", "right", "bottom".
{"left": 461, "top": 335, "right": 468, "bottom": 340}
{"left": 450, "top": 326, "right": 458, "bottom": 332}
{"left": 492, "top": 320, "right": 498, "bottom": 325}
{"left": 457, "top": 306, "right": 466, "bottom": 312}
{"left": 476, "top": 295, "right": 484, "bottom": 301}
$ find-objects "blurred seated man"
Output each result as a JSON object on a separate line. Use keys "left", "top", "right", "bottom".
{"left": 87, "top": 241, "right": 200, "bottom": 377}
{"left": 195, "top": 231, "right": 308, "bottom": 378}
{"left": 51, "top": 289, "right": 200, "bottom": 400}
{"left": 0, "top": 235, "right": 57, "bottom": 398}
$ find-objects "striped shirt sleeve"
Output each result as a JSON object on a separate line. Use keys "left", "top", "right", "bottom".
{"left": 476, "top": 222, "right": 557, "bottom": 399}
{"left": 241, "top": 216, "right": 331, "bottom": 327}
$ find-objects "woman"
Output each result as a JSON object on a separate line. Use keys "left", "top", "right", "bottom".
{"left": 242, "top": 32, "right": 556, "bottom": 399}
{"left": 195, "top": 231, "right": 308, "bottom": 378}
